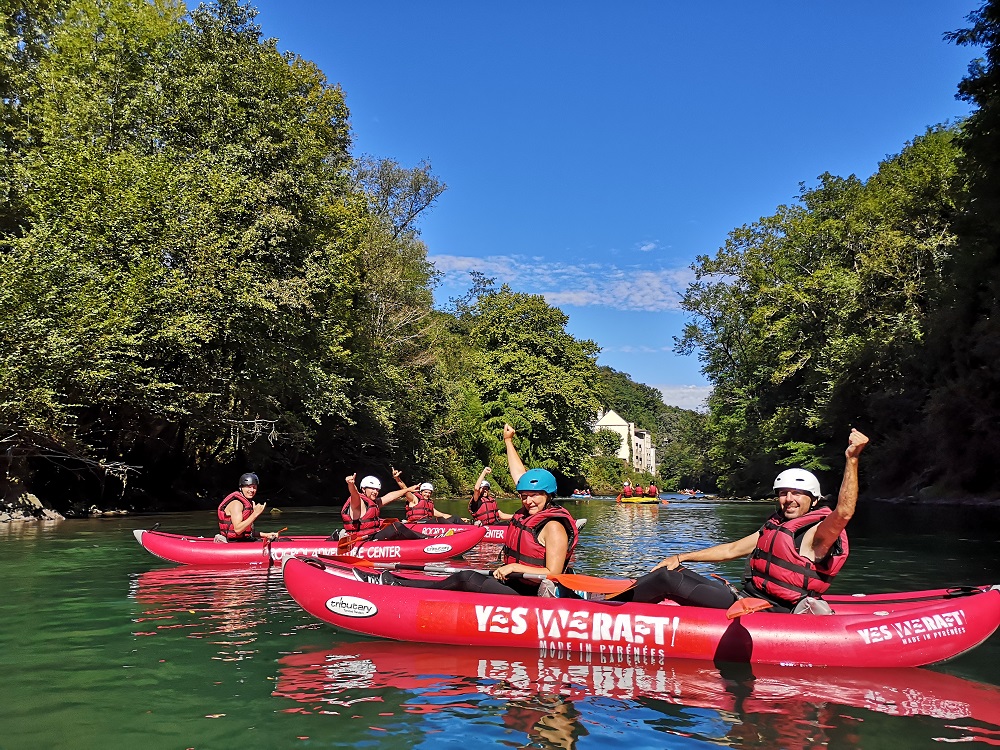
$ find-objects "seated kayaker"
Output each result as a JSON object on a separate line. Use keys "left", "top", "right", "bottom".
{"left": 358, "top": 423, "right": 578, "bottom": 595}
{"left": 217, "top": 473, "right": 278, "bottom": 542}
{"left": 468, "top": 467, "right": 513, "bottom": 525}
{"left": 393, "top": 469, "right": 468, "bottom": 524}
{"left": 614, "top": 428, "right": 869, "bottom": 613}
{"left": 338, "top": 473, "right": 430, "bottom": 542}
{"left": 646, "top": 483, "right": 658, "bottom": 497}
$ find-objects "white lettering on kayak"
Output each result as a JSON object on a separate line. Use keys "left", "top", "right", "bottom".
{"left": 423, "top": 543, "right": 453, "bottom": 555}
{"left": 476, "top": 605, "right": 530, "bottom": 635}
{"left": 325, "top": 596, "right": 378, "bottom": 618}
{"left": 270, "top": 546, "right": 342, "bottom": 561}
{"left": 857, "top": 609, "right": 967, "bottom": 645}
{"left": 359, "top": 546, "right": 402, "bottom": 560}
{"left": 476, "top": 605, "right": 680, "bottom": 647}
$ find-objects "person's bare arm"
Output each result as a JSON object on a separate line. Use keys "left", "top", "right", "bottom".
{"left": 811, "top": 428, "right": 869, "bottom": 560}
{"left": 226, "top": 499, "right": 265, "bottom": 535}
{"left": 651, "top": 532, "right": 761, "bottom": 572}
{"left": 345, "top": 474, "right": 362, "bottom": 519}
{"left": 380, "top": 485, "right": 420, "bottom": 506}
{"left": 503, "top": 424, "right": 527, "bottom": 483}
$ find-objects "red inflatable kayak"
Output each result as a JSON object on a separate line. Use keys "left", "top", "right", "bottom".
{"left": 405, "top": 517, "right": 587, "bottom": 544}
{"left": 281, "top": 556, "right": 1000, "bottom": 668}
{"left": 133, "top": 525, "right": 487, "bottom": 567}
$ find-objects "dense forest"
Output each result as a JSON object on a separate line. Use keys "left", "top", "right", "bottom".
{"left": 2, "top": 0, "right": 998, "bottom": 512}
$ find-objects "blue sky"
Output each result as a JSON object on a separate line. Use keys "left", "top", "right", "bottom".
{"left": 250, "top": 1, "right": 978, "bottom": 409}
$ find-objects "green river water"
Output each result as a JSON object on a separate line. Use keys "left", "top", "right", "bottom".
{"left": 2, "top": 498, "right": 999, "bottom": 749}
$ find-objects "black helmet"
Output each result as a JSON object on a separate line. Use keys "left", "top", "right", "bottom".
{"left": 239, "top": 472, "right": 259, "bottom": 487}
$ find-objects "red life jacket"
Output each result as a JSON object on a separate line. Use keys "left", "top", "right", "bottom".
{"left": 406, "top": 496, "right": 435, "bottom": 522}
{"left": 633, "top": 485, "right": 645, "bottom": 496}
{"left": 646, "top": 485, "right": 658, "bottom": 497}
{"left": 622, "top": 486, "right": 634, "bottom": 497}
{"left": 746, "top": 507, "right": 849, "bottom": 606}
{"left": 341, "top": 494, "right": 382, "bottom": 538}
{"left": 469, "top": 491, "right": 500, "bottom": 524}
{"left": 217, "top": 491, "right": 254, "bottom": 540}
{"left": 502, "top": 505, "right": 578, "bottom": 571}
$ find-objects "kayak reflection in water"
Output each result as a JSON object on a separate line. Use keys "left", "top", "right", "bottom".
{"left": 355, "top": 423, "right": 579, "bottom": 596}
{"left": 613, "top": 428, "right": 869, "bottom": 613}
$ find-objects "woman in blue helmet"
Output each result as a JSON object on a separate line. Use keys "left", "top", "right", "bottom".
{"left": 357, "top": 423, "right": 578, "bottom": 596}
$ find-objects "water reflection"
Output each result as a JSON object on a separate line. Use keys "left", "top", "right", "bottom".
{"left": 273, "top": 640, "right": 1000, "bottom": 747}
{"left": 129, "top": 565, "right": 298, "bottom": 660}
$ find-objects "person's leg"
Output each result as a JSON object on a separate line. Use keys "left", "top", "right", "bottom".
{"left": 382, "top": 569, "right": 520, "bottom": 595}
{"left": 617, "top": 567, "right": 737, "bottom": 607}
{"left": 369, "top": 522, "right": 429, "bottom": 541}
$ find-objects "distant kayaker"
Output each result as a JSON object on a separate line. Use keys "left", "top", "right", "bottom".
{"left": 217, "top": 473, "right": 279, "bottom": 542}
{"left": 357, "top": 423, "right": 578, "bottom": 595}
{"left": 614, "top": 428, "right": 869, "bottom": 613}
{"left": 469, "top": 467, "right": 513, "bottom": 525}
{"left": 337, "top": 473, "right": 430, "bottom": 541}
{"left": 393, "top": 470, "right": 468, "bottom": 524}
{"left": 646, "top": 483, "right": 659, "bottom": 497}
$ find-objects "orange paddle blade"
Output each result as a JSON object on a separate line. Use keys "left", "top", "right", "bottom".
{"left": 726, "top": 597, "right": 773, "bottom": 619}
{"left": 550, "top": 573, "right": 636, "bottom": 596}
{"left": 337, "top": 534, "right": 361, "bottom": 553}
{"left": 323, "top": 553, "right": 374, "bottom": 567}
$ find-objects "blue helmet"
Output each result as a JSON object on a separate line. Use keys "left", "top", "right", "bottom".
{"left": 515, "top": 468, "right": 557, "bottom": 495}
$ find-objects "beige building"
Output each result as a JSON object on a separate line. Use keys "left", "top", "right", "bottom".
{"left": 593, "top": 409, "right": 656, "bottom": 474}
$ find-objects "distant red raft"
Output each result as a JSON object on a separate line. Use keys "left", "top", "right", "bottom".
{"left": 133, "top": 525, "right": 487, "bottom": 567}
{"left": 281, "top": 556, "right": 1000, "bottom": 668}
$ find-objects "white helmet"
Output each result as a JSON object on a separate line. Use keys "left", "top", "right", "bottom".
{"left": 481, "top": 481, "right": 490, "bottom": 488}
{"left": 359, "top": 475, "right": 381, "bottom": 491}
{"left": 419, "top": 482, "right": 434, "bottom": 492}
{"left": 773, "top": 469, "right": 821, "bottom": 499}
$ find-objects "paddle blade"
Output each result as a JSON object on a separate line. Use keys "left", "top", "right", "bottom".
{"left": 322, "top": 553, "right": 376, "bottom": 567}
{"left": 550, "top": 573, "right": 636, "bottom": 596}
{"left": 337, "top": 534, "right": 360, "bottom": 553}
{"left": 726, "top": 597, "right": 773, "bottom": 619}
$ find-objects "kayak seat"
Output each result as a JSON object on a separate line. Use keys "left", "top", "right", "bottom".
{"left": 792, "top": 596, "right": 835, "bottom": 615}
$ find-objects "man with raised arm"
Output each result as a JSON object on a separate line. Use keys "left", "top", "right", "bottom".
{"left": 616, "top": 428, "right": 869, "bottom": 613}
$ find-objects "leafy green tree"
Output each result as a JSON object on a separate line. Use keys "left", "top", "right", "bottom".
{"left": 913, "top": 0, "right": 1000, "bottom": 495}
{"left": 678, "top": 128, "right": 963, "bottom": 495}
{"left": 0, "top": 0, "right": 365, "bottom": 499}
{"left": 461, "top": 281, "right": 601, "bottom": 479}
{"left": 593, "top": 429, "right": 622, "bottom": 458}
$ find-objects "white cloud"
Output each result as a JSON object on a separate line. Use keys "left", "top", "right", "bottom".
{"left": 656, "top": 385, "right": 712, "bottom": 411}
{"left": 637, "top": 241, "right": 657, "bottom": 252}
{"left": 430, "top": 254, "right": 694, "bottom": 313}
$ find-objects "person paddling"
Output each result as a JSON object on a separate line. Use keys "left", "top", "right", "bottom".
{"left": 614, "top": 428, "right": 869, "bottom": 613}
{"left": 217, "top": 473, "right": 278, "bottom": 542}
{"left": 356, "top": 423, "right": 578, "bottom": 596}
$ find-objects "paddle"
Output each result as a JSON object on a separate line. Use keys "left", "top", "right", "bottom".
{"left": 262, "top": 527, "right": 289, "bottom": 564}
{"left": 323, "top": 554, "right": 636, "bottom": 596}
